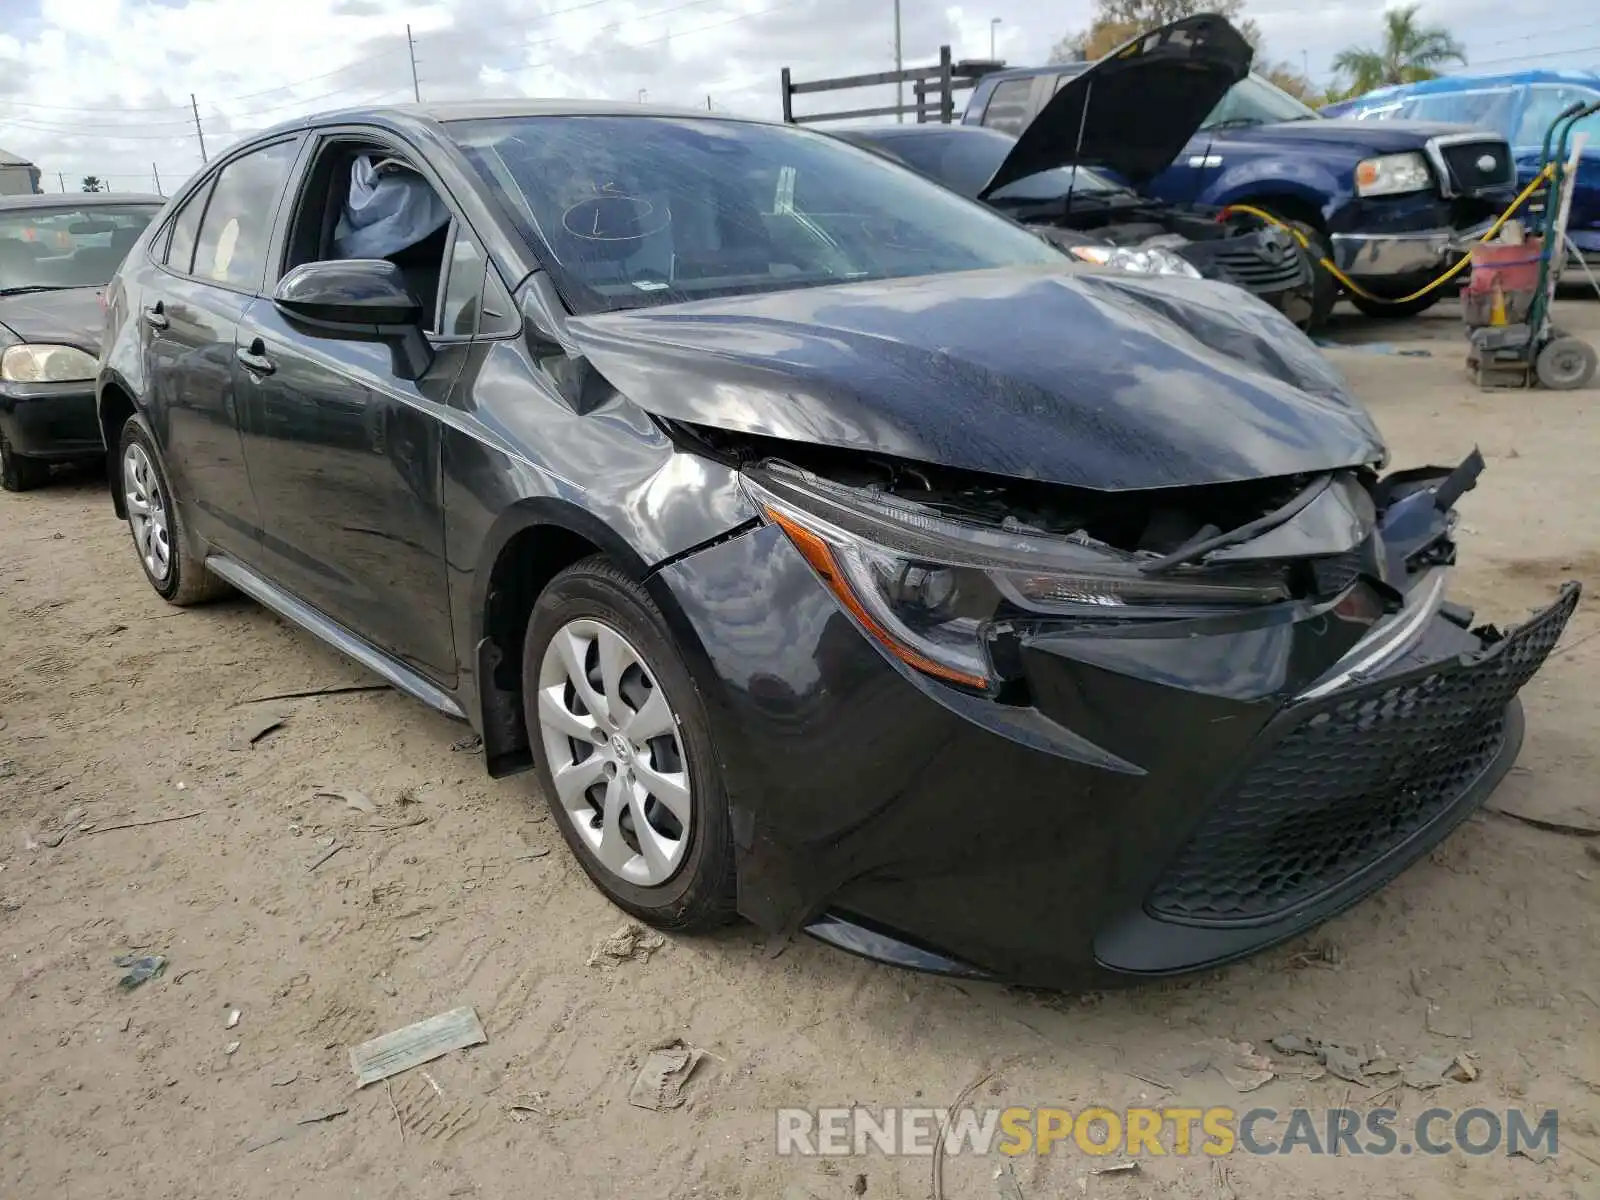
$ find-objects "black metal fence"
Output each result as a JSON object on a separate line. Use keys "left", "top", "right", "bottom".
{"left": 779, "top": 47, "right": 1007, "bottom": 127}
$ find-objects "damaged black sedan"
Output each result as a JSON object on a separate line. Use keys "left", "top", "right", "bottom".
{"left": 97, "top": 100, "right": 1579, "bottom": 989}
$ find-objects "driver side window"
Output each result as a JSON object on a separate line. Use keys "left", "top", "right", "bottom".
{"left": 280, "top": 139, "right": 453, "bottom": 333}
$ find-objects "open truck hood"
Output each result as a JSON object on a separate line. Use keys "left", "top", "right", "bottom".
{"left": 979, "top": 13, "right": 1253, "bottom": 198}
{"left": 563, "top": 265, "right": 1384, "bottom": 493}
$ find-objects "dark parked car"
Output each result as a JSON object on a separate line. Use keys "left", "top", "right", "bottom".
{"left": 0, "top": 192, "right": 163, "bottom": 490}
{"left": 96, "top": 100, "right": 1578, "bottom": 989}
{"left": 964, "top": 15, "right": 1521, "bottom": 325}
{"left": 833, "top": 123, "right": 1314, "bottom": 326}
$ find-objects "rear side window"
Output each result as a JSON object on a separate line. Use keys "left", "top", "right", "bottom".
{"left": 165, "top": 181, "right": 211, "bottom": 274}
{"left": 982, "top": 79, "right": 1036, "bottom": 135}
{"left": 191, "top": 140, "right": 300, "bottom": 291}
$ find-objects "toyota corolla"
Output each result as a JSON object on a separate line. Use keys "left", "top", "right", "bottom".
{"left": 95, "top": 99, "right": 1578, "bottom": 988}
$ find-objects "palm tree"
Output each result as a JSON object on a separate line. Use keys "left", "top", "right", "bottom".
{"left": 80, "top": 175, "right": 103, "bottom": 192}
{"left": 1332, "top": 4, "right": 1465, "bottom": 95}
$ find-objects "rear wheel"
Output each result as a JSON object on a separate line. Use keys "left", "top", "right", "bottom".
{"left": 117, "top": 415, "right": 231, "bottom": 605}
{"left": 523, "top": 555, "right": 735, "bottom": 932}
{"left": 0, "top": 434, "right": 51, "bottom": 493}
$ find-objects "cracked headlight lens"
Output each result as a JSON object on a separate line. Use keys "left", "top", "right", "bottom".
{"left": 742, "top": 462, "right": 1290, "bottom": 692}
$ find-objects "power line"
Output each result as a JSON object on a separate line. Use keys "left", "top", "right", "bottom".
{"left": 1466, "top": 43, "right": 1600, "bottom": 70}
{"left": 1474, "top": 21, "right": 1600, "bottom": 50}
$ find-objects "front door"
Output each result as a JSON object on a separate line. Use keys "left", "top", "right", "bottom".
{"left": 233, "top": 300, "right": 468, "bottom": 682}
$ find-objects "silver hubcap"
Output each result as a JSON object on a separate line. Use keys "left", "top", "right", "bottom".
{"left": 536, "top": 618, "right": 691, "bottom": 887}
{"left": 123, "top": 444, "right": 171, "bottom": 583}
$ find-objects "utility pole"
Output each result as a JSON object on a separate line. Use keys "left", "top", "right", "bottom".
{"left": 706, "top": 94, "right": 712, "bottom": 110}
{"left": 407, "top": 24, "right": 422, "bottom": 102}
{"left": 990, "top": 17, "right": 1001, "bottom": 60}
{"left": 152, "top": 162, "right": 163, "bottom": 195}
{"left": 1302, "top": 49, "right": 1310, "bottom": 79}
{"left": 893, "top": 0, "right": 904, "bottom": 123}
{"left": 190, "top": 94, "right": 208, "bottom": 164}
{"left": 58, "top": 172, "right": 65, "bottom": 193}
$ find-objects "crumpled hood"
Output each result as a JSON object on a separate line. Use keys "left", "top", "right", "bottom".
{"left": 564, "top": 265, "right": 1385, "bottom": 492}
{"left": 980, "top": 13, "right": 1253, "bottom": 197}
{"left": 0, "top": 285, "right": 104, "bottom": 353}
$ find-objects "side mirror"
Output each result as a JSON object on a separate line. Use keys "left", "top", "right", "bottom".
{"left": 272, "top": 259, "right": 432, "bottom": 380}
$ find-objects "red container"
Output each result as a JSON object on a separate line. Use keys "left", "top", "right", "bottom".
{"left": 1469, "top": 238, "right": 1543, "bottom": 295}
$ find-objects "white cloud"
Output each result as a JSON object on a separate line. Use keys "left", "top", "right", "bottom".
{"left": 0, "top": 0, "right": 1588, "bottom": 193}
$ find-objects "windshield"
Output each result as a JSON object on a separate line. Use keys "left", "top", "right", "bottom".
{"left": 1200, "top": 74, "right": 1319, "bottom": 131}
{"left": 0, "top": 204, "right": 159, "bottom": 294}
{"left": 855, "top": 128, "right": 1127, "bottom": 204}
{"left": 448, "top": 115, "right": 1066, "bottom": 314}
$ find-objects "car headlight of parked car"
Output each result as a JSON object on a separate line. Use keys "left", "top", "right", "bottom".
{"left": 0, "top": 344, "right": 99, "bottom": 384}
{"left": 742, "top": 462, "right": 1291, "bottom": 693}
{"left": 1354, "top": 152, "right": 1432, "bottom": 198}
{"left": 1065, "top": 244, "right": 1203, "bottom": 278}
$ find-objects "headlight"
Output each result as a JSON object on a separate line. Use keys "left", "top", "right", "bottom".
{"left": 0, "top": 344, "right": 98, "bottom": 383}
{"left": 1354, "top": 152, "right": 1432, "bottom": 197}
{"left": 1067, "top": 244, "right": 1203, "bottom": 279}
{"left": 743, "top": 462, "right": 1290, "bottom": 692}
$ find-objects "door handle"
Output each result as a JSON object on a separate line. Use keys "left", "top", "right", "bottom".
{"left": 235, "top": 343, "right": 276, "bottom": 377}
{"left": 143, "top": 302, "right": 168, "bottom": 330}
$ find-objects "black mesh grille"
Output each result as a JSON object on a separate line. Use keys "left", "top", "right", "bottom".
{"left": 1439, "top": 139, "right": 1516, "bottom": 194}
{"left": 1211, "top": 242, "right": 1309, "bottom": 291}
{"left": 1147, "top": 584, "right": 1579, "bottom": 925}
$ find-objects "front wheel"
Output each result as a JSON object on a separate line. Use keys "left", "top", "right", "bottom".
{"left": 0, "top": 433, "right": 51, "bottom": 493}
{"left": 523, "top": 555, "right": 736, "bottom": 932}
{"left": 1349, "top": 292, "right": 1444, "bottom": 320}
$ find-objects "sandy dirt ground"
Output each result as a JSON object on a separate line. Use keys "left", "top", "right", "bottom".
{"left": 2, "top": 298, "right": 1599, "bottom": 1200}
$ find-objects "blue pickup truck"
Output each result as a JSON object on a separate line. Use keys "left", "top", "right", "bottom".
{"left": 962, "top": 20, "right": 1521, "bottom": 324}
{"left": 1322, "top": 70, "right": 1600, "bottom": 260}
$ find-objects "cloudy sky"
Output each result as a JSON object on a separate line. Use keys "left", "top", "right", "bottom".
{"left": 1, "top": 0, "right": 1596, "bottom": 193}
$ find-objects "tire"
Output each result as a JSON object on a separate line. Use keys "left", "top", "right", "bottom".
{"left": 1535, "top": 335, "right": 1598, "bottom": 391}
{"left": 0, "top": 433, "right": 51, "bottom": 493}
{"left": 116, "top": 414, "right": 232, "bottom": 606}
{"left": 522, "top": 555, "right": 736, "bottom": 932}
{"left": 1349, "top": 292, "right": 1443, "bottom": 320}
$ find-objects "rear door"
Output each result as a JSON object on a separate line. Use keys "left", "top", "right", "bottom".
{"left": 142, "top": 138, "right": 301, "bottom": 556}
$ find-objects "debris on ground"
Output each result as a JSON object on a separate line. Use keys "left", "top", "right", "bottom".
{"left": 305, "top": 837, "right": 346, "bottom": 872}
{"left": 1425, "top": 1003, "right": 1473, "bottom": 1039}
{"left": 1287, "top": 940, "right": 1343, "bottom": 969}
{"left": 244, "top": 1102, "right": 349, "bottom": 1152}
{"left": 113, "top": 954, "right": 167, "bottom": 989}
{"left": 1320, "top": 1044, "right": 1368, "bottom": 1085}
{"left": 1270, "top": 1033, "right": 1319, "bottom": 1057}
{"left": 228, "top": 711, "right": 287, "bottom": 751}
{"left": 350, "top": 1006, "right": 487, "bottom": 1087}
{"left": 1089, "top": 1161, "right": 1140, "bottom": 1176}
{"left": 1401, "top": 1056, "right": 1453, "bottom": 1090}
{"left": 587, "top": 922, "right": 666, "bottom": 968}
{"left": 1446, "top": 1053, "right": 1479, "bottom": 1083}
{"left": 1365, "top": 1057, "right": 1400, "bottom": 1076}
{"left": 1191, "top": 1038, "right": 1275, "bottom": 1093}
{"left": 0, "top": 896, "right": 21, "bottom": 913}
{"left": 1512, "top": 1142, "right": 1553, "bottom": 1165}
{"left": 225, "top": 1009, "right": 241, "bottom": 1029}
{"left": 852, "top": 1173, "right": 867, "bottom": 1196}
{"left": 225, "top": 1040, "right": 241, "bottom": 1055}
{"left": 628, "top": 1039, "right": 707, "bottom": 1110}
{"left": 993, "top": 1162, "right": 1025, "bottom": 1200}
{"left": 451, "top": 734, "right": 483, "bottom": 753}
{"left": 506, "top": 1093, "right": 552, "bottom": 1121}
{"left": 315, "top": 788, "right": 375, "bottom": 814}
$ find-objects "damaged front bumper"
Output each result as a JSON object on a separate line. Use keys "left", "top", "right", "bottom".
{"left": 654, "top": 454, "right": 1580, "bottom": 989}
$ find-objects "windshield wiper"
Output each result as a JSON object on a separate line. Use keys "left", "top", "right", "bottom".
{"left": 0, "top": 285, "right": 68, "bottom": 297}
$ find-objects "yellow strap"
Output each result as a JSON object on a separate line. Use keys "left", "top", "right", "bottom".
{"left": 1222, "top": 164, "right": 1555, "bottom": 305}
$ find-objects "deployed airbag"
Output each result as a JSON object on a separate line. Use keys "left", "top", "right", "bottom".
{"left": 334, "top": 155, "right": 450, "bottom": 259}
